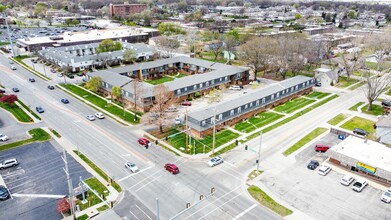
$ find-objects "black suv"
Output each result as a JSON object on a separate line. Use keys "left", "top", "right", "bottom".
{"left": 67, "top": 74, "right": 74, "bottom": 79}
{"left": 307, "top": 160, "right": 319, "bottom": 170}
{"left": 29, "top": 78, "right": 35, "bottom": 82}
{"left": 353, "top": 128, "right": 369, "bottom": 136}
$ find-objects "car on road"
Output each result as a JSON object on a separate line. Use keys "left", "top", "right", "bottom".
{"left": 352, "top": 178, "right": 368, "bottom": 192}
{"left": 66, "top": 74, "right": 74, "bottom": 79}
{"left": 31, "top": 59, "right": 38, "bottom": 63}
{"left": 340, "top": 175, "right": 354, "bottom": 186}
{"left": 0, "top": 134, "right": 9, "bottom": 141}
{"left": 8, "top": 60, "right": 13, "bottom": 64}
{"left": 124, "top": 162, "right": 139, "bottom": 173}
{"left": 0, "top": 185, "right": 10, "bottom": 200}
{"left": 86, "top": 115, "right": 95, "bottom": 121}
{"left": 12, "top": 88, "right": 19, "bottom": 92}
{"left": 29, "top": 78, "right": 35, "bottom": 82}
{"left": 0, "top": 158, "right": 18, "bottom": 169}
{"left": 0, "top": 89, "right": 5, "bottom": 93}
{"left": 208, "top": 156, "right": 223, "bottom": 167}
{"left": 181, "top": 101, "right": 192, "bottom": 106}
{"left": 95, "top": 112, "right": 105, "bottom": 119}
{"left": 138, "top": 137, "right": 150, "bottom": 146}
{"left": 36, "top": 106, "right": 44, "bottom": 113}
{"left": 229, "top": 85, "right": 242, "bottom": 91}
{"left": 353, "top": 128, "right": 369, "bottom": 136}
{"left": 307, "top": 160, "right": 319, "bottom": 170}
{"left": 10, "top": 66, "right": 16, "bottom": 70}
{"left": 50, "top": 69, "right": 56, "bottom": 73}
{"left": 315, "top": 144, "right": 330, "bottom": 153}
{"left": 47, "top": 85, "right": 55, "bottom": 90}
{"left": 318, "top": 165, "right": 332, "bottom": 176}
{"left": 164, "top": 163, "right": 179, "bottom": 174}
{"left": 61, "top": 98, "right": 69, "bottom": 104}
{"left": 76, "top": 72, "right": 85, "bottom": 77}
{"left": 381, "top": 187, "right": 391, "bottom": 203}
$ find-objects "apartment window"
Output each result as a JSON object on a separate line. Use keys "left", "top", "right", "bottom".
{"left": 245, "top": 104, "right": 248, "bottom": 109}
{"left": 193, "top": 85, "right": 197, "bottom": 90}
{"left": 177, "top": 89, "right": 181, "bottom": 95}
{"left": 201, "top": 120, "right": 206, "bottom": 126}
{"left": 184, "top": 87, "right": 187, "bottom": 92}
{"left": 225, "top": 76, "right": 228, "bottom": 81}
{"left": 302, "top": 83, "right": 305, "bottom": 87}
{"left": 286, "top": 89, "right": 289, "bottom": 93}
{"left": 230, "top": 110, "right": 234, "bottom": 116}
{"left": 282, "top": 90, "right": 285, "bottom": 95}
{"left": 238, "top": 107, "right": 241, "bottom": 113}
{"left": 291, "top": 87, "right": 294, "bottom": 92}
{"left": 262, "top": 98, "right": 265, "bottom": 104}
{"left": 211, "top": 80, "right": 214, "bottom": 85}
{"left": 220, "top": 77, "right": 223, "bottom": 82}
{"left": 271, "top": 94, "right": 274, "bottom": 100}
{"left": 218, "top": 114, "right": 222, "bottom": 121}
{"left": 256, "top": 100, "right": 260, "bottom": 106}
{"left": 276, "top": 92, "right": 279, "bottom": 98}
{"left": 206, "top": 81, "right": 209, "bottom": 87}
{"left": 199, "top": 83, "right": 203, "bottom": 88}
{"left": 295, "top": 85, "right": 298, "bottom": 90}
{"left": 250, "top": 102, "right": 253, "bottom": 108}
{"left": 210, "top": 117, "right": 214, "bottom": 124}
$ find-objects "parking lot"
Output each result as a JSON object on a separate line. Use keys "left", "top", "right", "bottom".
{"left": 260, "top": 133, "right": 391, "bottom": 220}
{"left": 0, "top": 141, "right": 92, "bottom": 220}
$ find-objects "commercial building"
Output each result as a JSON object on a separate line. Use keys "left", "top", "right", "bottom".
{"left": 109, "top": 3, "right": 147, "bottom": 18}
{"left": 38, "top": 42, "right": 155, "bottom": 73}
{"left": 328, "top": 135, "right": 391, "bottom": 184}
{"left": 17, "top": 27, "right": 158, "bottom": 52}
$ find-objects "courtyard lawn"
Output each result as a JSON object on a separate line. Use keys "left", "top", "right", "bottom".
{"left": 306, "top": 91, "right": 331, "bottom": 99}
{"left": 360, "top": 104, "right": 384, "bottom": 116}
{"left": 335, "top": 76, "right": 359, "bottom": 88}
{"left": 234, "top": 112, "right": 283, "bottom": 133}
{"left": 327, "top": 113, "right": 351, "bottom": 126}
{"left": 283, "top": 127, "right": 328, "bottom": 156}
{"left": 340, "top": 116, "right": 375, "bottom": 137}
{"left": 144, "top": 76, "right": 175, "bottom": 85}
{"left": 349, "top": 102, "right": 365, "bottom": 111}
{"left": 273, "top": 98, "right": 316, "bottom": 114}
{"left": 60, "top": 84, "right": 138, "bottom": 124}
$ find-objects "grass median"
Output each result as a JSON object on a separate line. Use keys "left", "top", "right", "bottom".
{"left": 60, "top": 84, "right": 139, "bottom": 124}
{"left": 0, "top": 128, "right": 51, "bottom": 152}
{"left": 73, "top": 150, "right": 122, "bottom": 192}
{"left": 327, "top": 113, "right": 351, "bottom": 126}
{"left": 16, "top": 100, "right": 41, "bottom": 120}
{"left": 0, "top": 101, "right": 32, "bottom": 122}
{"left": 247, "top": 185, "right": 293, "bottom": 217}
{"left": 283, "top": 127, "right": 328, "bottom": 156}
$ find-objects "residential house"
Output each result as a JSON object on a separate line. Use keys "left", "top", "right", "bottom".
{"left": 314, "top": 67, "right": 338, "bottom": 86}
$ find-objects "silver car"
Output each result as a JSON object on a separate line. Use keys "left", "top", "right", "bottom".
{"left": 0, "top": 134, "right": 8, "bottom": 142}
{"left": 0, "top": 158, "right": 18, "bottom": 169}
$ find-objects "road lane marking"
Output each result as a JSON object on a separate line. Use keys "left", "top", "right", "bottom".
{"left": 224, "top": 161, "right": 237, "bottom": 168}
{"left": 135, "top": 174, "right": 163, "bottom": 192}
{"left": 232, "top": 204, "right": 258, "bottom": 220}
{"left": 118, "top": 166, "right": 154, "bottom": 182}
{"left": 129, "top": 211, "right": 140, "bottom": 220}
{"left": 12, "top": 193, "right": 65, "bottom": 199}
{"left": 199, "top": 192, "right": 244, "bottom": 220}
{"left": 135, "top": 204, "right": 153, "bottom": 220}
{"left": 220, "top": 168, "right": 242, "bottom": 181}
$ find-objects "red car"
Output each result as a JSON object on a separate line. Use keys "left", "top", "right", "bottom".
{"left": 164, "top": 163, "right": 179, "bottom": 174}
{"left": 181, "top": 101, "right": 192, "bottom": 106}
{"left": 138, "top": 137, "right": 150, "bottom": 146}
{"left": 315, "top": 144, "right": 330, "bottom": 153}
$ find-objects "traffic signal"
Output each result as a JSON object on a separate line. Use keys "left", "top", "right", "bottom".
{"left": 256, "top": 160, "right": 259, "bottom": 164}
{"left": 186, "top": 203, "right": 191, "bottom": 208}
{"left": 211, "top": 187, "right": 215, "bottom": 194}
{"left": 199, "top": 195, "right": 204, "bottom": 200}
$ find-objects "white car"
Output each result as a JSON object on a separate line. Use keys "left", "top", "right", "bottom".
{"left": 175, "top": 117, "right": 181, "bottom": 125}
{"left": 0, "top": 134, "right": 8, "bottom": 142}
{"left": 381, "top": 187, "right": 391, "bottom": 203}
{"left": 124, "top": 162, "right": 139, "bottom": 173}
{"left": 317, "top": 165, "right": 331, "bottom": 176}
{"left": 229, "top": 85, "right": 241, "bottom": 91}
{"left": 10, "top": 66, "right": 16, "bottom": 70}
{"left": 86, "top": 115, "right": 95, "bottom": 121}
{"left": 95, "top": 112, "right": 105, "bottom": 119}
{"left": 340, "top": 174, "right": 354, "bottom": 186}
{"left": 352, "top": 178, "right": 368, "bottom": 192}
{"left": 208, "top": 156, "right": 223, "bottom": 167}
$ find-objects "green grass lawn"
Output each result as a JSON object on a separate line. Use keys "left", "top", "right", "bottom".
{"left": 348, "top": 81, "right": 366, "bottom": 90}
{"left": 60, "top": 84, "right": 138, "bottom": 124}
{"left": 386, "top": 88, "right": 391, "bottom": 96}
{"left": 335, "top": 76, "right": 359, "bottom": 88}
{"left": 349, "top": 102, "right": 365, "bottom": 111}
{"left": 360, "top": 104, "right": 384, "bottom": 116}
{"left": 0, "top": 128, "right": 51, "bottom": 152}
{"left": 16, "top": 100, "right": 41, "bottom": 120}
{"left": 167, "top": 129, "right": 239, "bottom": 154}
{"left": 76, "top": 177, "right": 109, "bottom": 211}
{"left": 247, "top": 185, "right": 293, "bottom": 217}
{"left": 73, "top": 151, "right": 122, "bottom": 192}
{"left": 274, "top": 98, "right": 316, "bottom": 113}
{"left": 144, "top": 76, "right": 175, "bottom": 85}
{"left": 283, "top": 127, "right": 328, "bottom": 156}
{"left": 340, "top": 116, "right": 375, "bottom": 138}
{"left": 0, "top": 102, "right": 32, "bottom": 122}
{"left": 306, "top": 92, "right": 331, "bottom": 99}
{"left": 327, "top": 113, "right": 351, "bottom": 126}
{"left": 174, "top": 73, "right": 187, "bottom": 78}
{"left": 235, "top": 112, "right": 283, "bottom": 133}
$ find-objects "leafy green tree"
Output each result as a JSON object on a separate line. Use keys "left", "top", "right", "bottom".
{"left": 85, "top": 76, "right": 102, "bottom": 92}
{"left": 111, "top": 86, "right": 122, "bottom": 101}
{"left": 158, "top": 22, "right": 186, "bottom": 36}
{"left": 71, "top": 19, "right": 80, "bottom": 26}
{"left": 34, "top": 3, "right": 47, "bottom": 17}
{"left": 348, "top": 10, "right": 356, "bottom": 19}
{"left": 295, "top": 13, "right": 302, "bottom": 20}
{"left": 96, "top": 39, "right": 122, "bottom": 53}
{"left": 123, "top": 49, "right": 137, "bottom": 64}
{"left": 0, "top": 4, "right": 6, "bottom": 13}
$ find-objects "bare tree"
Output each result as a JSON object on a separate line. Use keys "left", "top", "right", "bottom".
{"left": 130, "top": 79, "right": 144, "bottom": 111}
{"left": 340, "top": 36, "right": 366, "bottom": 80}
{"left": 362, "top": 73, "right": 391, "bottom": 111}
{"left": 365, "top": 29, "right": 391, "bottom": 72}
{"left": 223, "top": 35, "right": 238, "bottom": 64}
{"left": 154, "top": 36, "right": 180, "bottom": 58}
{"left": 208, "top": 38, "right": 224, "bottom": 61}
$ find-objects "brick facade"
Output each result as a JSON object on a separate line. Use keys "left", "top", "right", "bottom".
{"left": 109, "top": 4, "right": 147, "bottom": 19}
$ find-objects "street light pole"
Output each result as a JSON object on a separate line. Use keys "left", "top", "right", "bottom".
{"left": 156, "top": 198, "right": 160, "bottom": 220}
{"left": 257, "top": 131, "right": 262, "bottom": 171}
{"left": 212, "top": 107, "right": 216, "bottom": 155}
{"left": 4, "top": 13, "right": 15, "bottom": 57}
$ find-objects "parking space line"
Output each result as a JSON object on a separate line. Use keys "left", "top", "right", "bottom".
{"left": 118, "top": 166, "right": 153, "bottom": 182}
{"left": 135, "top": 204, "right": 153, "bottom": 220}
{"left": 232, "top": 204, "right": 258, "bottom": 220}
{"left": 12, "top": 193, "right": 65, "bottom": 199}
{"left": 129, "top": 211, "right": 140, "bottom": 220}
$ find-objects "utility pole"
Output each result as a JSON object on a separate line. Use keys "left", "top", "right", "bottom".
{"left": 62, "top": 150, "right": 76, "bottom": 219}
{"left": 212, "top": 107, "right": 216, "bottom": 155}
{"left": 4, "top": 14, "right": 15, "bottom": 57}
{"left": 185, "top": 107, "right": 188, "bottom": 154}
{"left": 156, "top": 198, "right": 160, "bottom": 220}
{"left": 257, "top": 131, "right": 262, "bottom": 171}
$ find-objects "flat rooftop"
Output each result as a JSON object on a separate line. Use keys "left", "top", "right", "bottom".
{"left": 329, "top": 135, "right": 391, "bottom": 172}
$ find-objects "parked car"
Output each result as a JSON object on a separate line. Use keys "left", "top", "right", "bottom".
{"left": 31, "top": 59, "right": 38, "bottom": 63}
{"left": 340, "top": 175, "right": 354, "bottom": 186}
{"left": 95, "top": 112, "right": 105, "bottom": 119}
{"left": 76, "top": 72, "right": 85, "bottom": 77}
{"left": 47, "top": 85, "right": 55, "bottom": 90}
{"left": 58, "top": 73, "right": 63, "bottom": 77}
{"left": 8, "top": 60, "right": 13, "bottom": 64}
{"left": 0, "top": 185, "right": 10, "bottom": 200}
{"left": 61, "top": 98, "right": 69, "bottom": 104}
{"left": 12, "top": 87, "right": 19, "bottom": 92}
{"left": 138, "top": 137, "right": 150, "bottom": 146}
{"left": 0, "top": 134, "right": 8, "bottom": 142}
{"left": 28, "top": 78, "right": 35, "bottom": 82}
{"left": 381, "top": 187, "right": 391, "bottom": 203}
{"left": 86, "top": 115, "right": 95, "bottom": 121}
{"left": 164, "top": 163, "right": 179, "bottom": 174}
{"left": 381, "top": 100, "right": 391, "bottom": 107}
{"left": 352, "top": 178, "right": 368, "bottom": 192}
{"left": 10, "top": 66, "right": 16, "bottom": 70}
{"left": 315, "top": 81, "right": 322, "bottom": 87}
{"left": 165, "top": 106, "right": 178, "bottom": 112}
{"left": 175, "top": 117, "right": 181, "bottom": 125}
{"left": 50, "top": 69, "right": 56, "bottom": 73}
{"left": 181, "top": 101, "right": 192, "bottom": 106}
{"left": 307, "top": 160, "right": 319, "bottom": 170}
{"left": 0, "top": 158, "right": 18, "bottom": 169}
{"left": 353, "top": 128, "right": 369, "bottom": 136}
{"left": 229, "top": 85, "right": 242, "bottom": 91}
{"left": 318, "top": 165, "right": 332, "bottom": 176}
{"left": 124, "top": 162, "right": 139, "bottom": 173}
{"left": 208, "top": 156, "right": 223, "bottom": 167}
{"left": 36, "top": 106, "right": 44, "bottom": 113}
{"left": 0, "top": 89, "right": 5, "bottom": 93}
{"left": 315, "top": 144, "right": 330, "bottom": 153}
{"left": 66, "top": 74, "right": 74, "bottom": 79}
